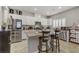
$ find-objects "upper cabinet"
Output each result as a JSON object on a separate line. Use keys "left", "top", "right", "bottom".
{"left": 9, "top": 8, "right": 22, "bottom": 15}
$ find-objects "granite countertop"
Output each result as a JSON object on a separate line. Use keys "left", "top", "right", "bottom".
{"left": 10, "top": 39, "right": 26, "bottom": 44}
{"left": 25, "top": 30, "right": 42, "bottom": 38}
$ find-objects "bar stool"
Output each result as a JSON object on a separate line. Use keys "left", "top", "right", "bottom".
{"left": 50, "top": 29, "right": 60, "bottom": 53}
{"left": 55, "top": 28, "right": 60, "bottom": 52}
{"left": 50, "top": 34, "right": 55, "bottom": 52}
{"left": 38, "top": 31, "right": 50, "bottom": 53}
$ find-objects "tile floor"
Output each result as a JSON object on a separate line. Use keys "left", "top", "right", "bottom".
{"left": 60, "top": 40, "right": 79, "bottom": 53}
{"left": 10, "top": 39, "right": 79, "bottom": 53}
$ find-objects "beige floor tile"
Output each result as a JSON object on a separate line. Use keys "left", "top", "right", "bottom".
{"left": 60, "top": 40, "right": 79, "bottom": 53}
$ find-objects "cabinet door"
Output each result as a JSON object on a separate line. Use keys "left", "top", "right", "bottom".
{"left": 0, "top": 33, "right": 2, "bottom": 52}
{"left": 0, "top": 31, "right": 10, "bottom": 53}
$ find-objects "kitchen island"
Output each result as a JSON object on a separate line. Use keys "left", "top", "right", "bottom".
{"left": 10, "top": 30, "right": 42, "bottom": 53}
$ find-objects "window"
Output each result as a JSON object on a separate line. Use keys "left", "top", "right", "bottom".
{"left": 58, "top": 19, "right": 62, "bottom": 27}
{"left": 53, "top": 20, "right": 56, "bottom": 27}
{"left": 53, "top": 18, "right": 66, "bottom": 28}
{"left": 9, "top": 9, "right": 14, "bottom": 14}
{"left": 19, "top": 11, "right": 22, "bottom": 15}
{"left": 55, "top": 20, "right": 58, "bottom": 27}
{"left": 61, "top": 18, "right": 66, "bottom": 26}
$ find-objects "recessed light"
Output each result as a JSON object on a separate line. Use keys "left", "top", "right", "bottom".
{"left": 77, "top": 24, "right": 79, "bottom": 27}
{"left": 58, "top": 6, "right": 62, "bottom": 9}
{"left": 47, "top": 12, "right": 50, "bottom": 15}
{"left": 34, "top": 8, "right": 38, "bottom": 11}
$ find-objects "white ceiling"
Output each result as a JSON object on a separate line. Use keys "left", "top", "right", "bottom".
{"left": 9, "top": 6, "right": 76, "bottom": 16}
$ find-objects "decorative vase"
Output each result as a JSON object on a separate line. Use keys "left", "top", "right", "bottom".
{"left": 1, "top": 26, "right": 6, "bottom": 31}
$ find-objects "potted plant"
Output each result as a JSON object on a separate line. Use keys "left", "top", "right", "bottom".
{"left": 1, "top": 22, "right": 6, "bottom": 31}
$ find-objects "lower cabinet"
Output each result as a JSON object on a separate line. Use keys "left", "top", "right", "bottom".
{"left": 0, "top": 31, "right": 10, "bottom": 53}
{"left": 10, "top": 37, "right": 39, "bottom": 53}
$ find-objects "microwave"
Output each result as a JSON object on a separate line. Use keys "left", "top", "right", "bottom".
{"left": 16, "top": 19, "right": 22, "bottom": 29}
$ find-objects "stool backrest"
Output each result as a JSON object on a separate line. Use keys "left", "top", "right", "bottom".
{"left": 55, "top": 29, "right": 60, "bottom": 39}
{"left": 42, "top": 31, "right": 50, "bottom": 41}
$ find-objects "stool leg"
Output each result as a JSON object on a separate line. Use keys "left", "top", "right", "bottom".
{"left": 56, "top": 39, "right": 57, "bottom": 50}
{"left": 51, "top": 42, "right": 54, "bottom": 52}
{"left": 51, "top": 39, "right": 54, "bottom": 52}
{"left": 46, "top": 41, "right": 48, "bottom": 53}
{"left": 58, "top": 39, "right": 60, "bottom": 52}
{"left": 51, "top": 36, "right": 54, "bottom": 52}
{"left": 56, "top": 39, "right": 60, "bottom": 53}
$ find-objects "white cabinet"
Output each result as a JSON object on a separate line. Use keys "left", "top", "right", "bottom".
{"left": 8, "top": 14, "right": 48, "bottom": 25}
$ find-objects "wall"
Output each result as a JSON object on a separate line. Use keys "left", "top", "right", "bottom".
{"left": 50, "top": 7, "right": 79, "bottom": 27}
{"left": 0, "top": 6, "right": 4, "bottom": 30}
{"left": 0, "top": 6, "right": 2, "bottom": 26}
{"left": 0, "top": 7, "right": 2, "bottom": 30}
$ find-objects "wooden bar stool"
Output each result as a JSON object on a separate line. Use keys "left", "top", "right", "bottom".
{"left": 55, "top": 28, "right": 60, "bottom": 53}
{"left": 38, "top": 31, "right": 50, "bottom": 53}
{"left": 50, "top": 29, "right": 60, "bottom": 53}
{"left": 50, "top": 34, "right": 55, "bottom": 52}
